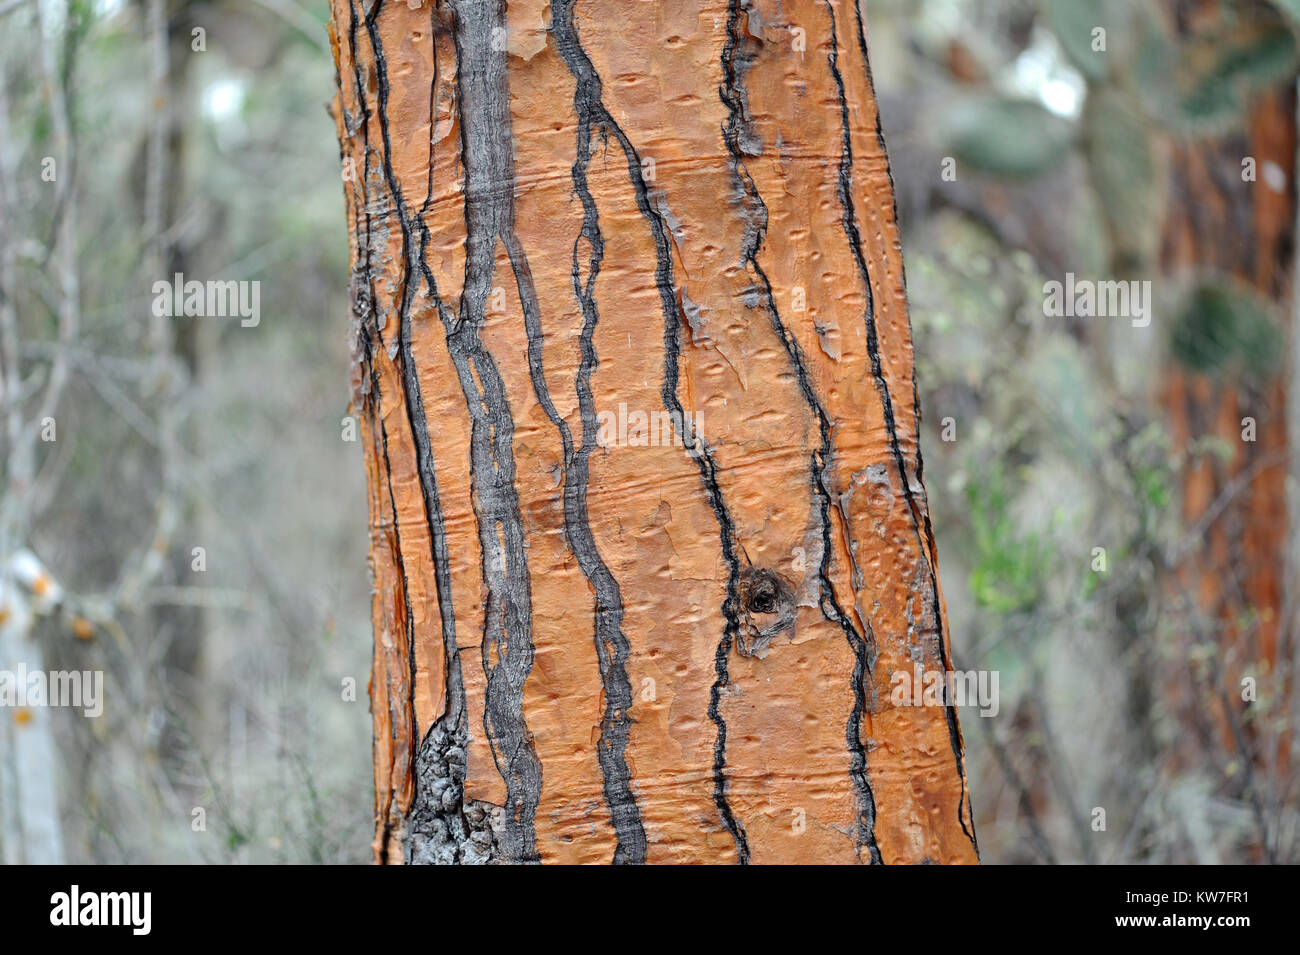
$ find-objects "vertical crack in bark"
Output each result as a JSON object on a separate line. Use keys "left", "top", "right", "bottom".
{"left": 398, "top": 10, "right": 495, "bottom": 865}
{"left": 828, "top": 0, "right": 978, "bottom": 856}
{"left": 720, "top": 0, "right": 882, "bottom": 864}
{"left": 361, "top": 0, "right": 534, "bottom": 862}
{"left": 466, "top": 11, "right": 649, "bottom": 863}
{"left": 536, "top": 25, "right": 651, "bottom": 864}
{"left": 374, "top": 393, "right": 419, "bottom": 862}
{"left": 438, "top": 0, "right": 543, "bottom": 863}
{"left": 551, "top": 0, "right": 749, "bottom": 863}
{"left": 349, "top": 0, "right": 483, "bottom": 863}
{"left": 341, "top": 0, "right": 418, "bottom": 863}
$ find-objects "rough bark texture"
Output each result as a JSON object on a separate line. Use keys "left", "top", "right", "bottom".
{"left": 329, "top": 0, "right": 978, "bottom": 865}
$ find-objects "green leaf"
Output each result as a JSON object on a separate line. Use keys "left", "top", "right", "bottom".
{"left": 1173, "top": 23, "right": 1298, "bottom": 135}
{"left": 1203, "top": 25, "right": 1297, "bottom": 92}
{"left": 1176, "top": 77, "right": 1248, "bottom": 133}
{"left": 1135, "top": 10, "right": 1299, "bottom": 137}
{"left": 1041, "top": 0, "right": 1115, "bottom": 80}
{"left": 946, "top": 97, "right": 1075, "bottom": 179}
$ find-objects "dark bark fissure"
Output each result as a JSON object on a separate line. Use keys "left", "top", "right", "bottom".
{"left": 554, "top": 19, "right": 650, "bottom": 865}
{"left": 551, "top": 0, "right": 750, "bottom": 863}
{"left": 852, "top": 1, "right": 978, "bottom": 857}
{"left": 341, "top": 0, "right": 968, "bottom": 864}
{"left": 343, "top": 1, "right": 416, "bottom": 865}
{"left": 720, "top": 0, "right": 882, "bottom": 864}
{"left": 349, "top": 0, "right": 491, "bottom": 863}
{"left": 825, "top": 0, "right": 978, "bottom": 855}
{"left": 365, "top": 0, "right": 536, "bottom": 862}
{"left": 842, "top": 9, "right": 977, "bottom": 852}
{"left": 490, "top": 54, "right": 650, "bottom": 867}
{"left": 440, "top": 0, "right": 544, "bottom": 863}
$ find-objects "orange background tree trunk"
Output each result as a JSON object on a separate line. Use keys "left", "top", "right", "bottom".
{"left": 1157, "top": 80, "right": 1295, "bottom": 859}
{"left": 329, "top": 0, "right": 977, "bottom": 865}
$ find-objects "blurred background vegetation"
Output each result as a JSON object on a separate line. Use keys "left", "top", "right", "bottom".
{"left": 0, "top": 0, "right": 1295, "bottom": 863}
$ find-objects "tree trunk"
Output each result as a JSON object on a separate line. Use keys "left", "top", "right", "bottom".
{"left": 1157, "top": 82, "right": 1295, "bottom": 860}
{"left": 328, "top": 0, "right": 978, "bottom": 865}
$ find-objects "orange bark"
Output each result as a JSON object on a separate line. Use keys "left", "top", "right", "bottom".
{"left": 330, "top": 0, "right": 977, "bottom": 864}
{"left": 1158, "top": 81, "right": 1294, "bottom": 817}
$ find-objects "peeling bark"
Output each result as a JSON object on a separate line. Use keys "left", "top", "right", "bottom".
{"left": 330, "top": 0, "right": 978, "bottom": 865}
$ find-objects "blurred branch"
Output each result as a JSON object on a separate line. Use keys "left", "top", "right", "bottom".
{"left": 28, "top": 0, "right": 81, "bottom": 519}
{"left": 144, "top": 585, "right": 258, "bottom": 612}
{"left": 117, "top": 0, "right": 181, "bottom": 613}
{"left": 0, "top": 72, "right": 30, "bottom": 551}
{"left": 974, "top": 714, "right": 1058, "bottom": 864}
{"left": 1166, "top": 451, "right": 1287, "bottom": 566}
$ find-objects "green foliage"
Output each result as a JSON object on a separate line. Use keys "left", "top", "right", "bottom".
{"left": 1183, "top": 26, "right": 1296, "bottom": 124}
{"left": 1041, "top": 0, "right": 1116, "bottom": 81}
{"left": 1187, "top": 433, "right": 1237, "bottom": 465}
{"left": 1138, "top": 12, "right": 1300, "bottom": 137}
{"left": 966, "top": 463, "right": 1049, "bottom": 613}
{"left": 946, "top": 96, "right": 1075, "bottom": 178}
{"left": 1215, "top": 21, "right": 1300, "bottom": 87}
{"left": 1170, "top": 282, "right": 1284, "bottom": 378}
{"left": 1136, "top": 459, "right": 1172, "bottom": 513}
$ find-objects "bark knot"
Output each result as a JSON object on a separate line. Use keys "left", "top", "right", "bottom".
{"left": 736, "top": 567, "right": 797, "bottom": 658}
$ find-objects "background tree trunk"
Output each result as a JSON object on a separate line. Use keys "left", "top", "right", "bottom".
{"left": 1157, "top": 82, "right": 1295, "bottom": 862}
{"left": 329, "top": 0, "right": 978, "bottom": 865}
